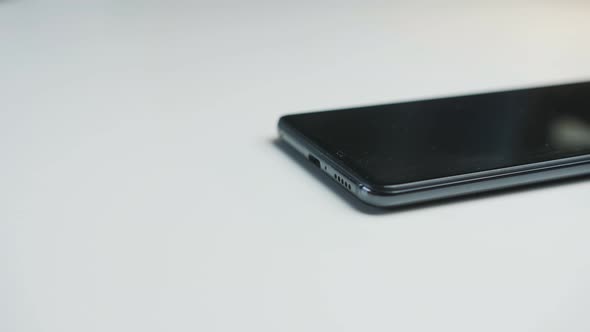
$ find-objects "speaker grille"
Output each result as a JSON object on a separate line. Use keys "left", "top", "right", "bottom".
{"left": 334, "top": 173, "right": 353, "bottom": 191}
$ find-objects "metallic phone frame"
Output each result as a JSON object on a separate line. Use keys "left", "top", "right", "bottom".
{"left": 279, "top": 119, "right": 590, "bottom": 208}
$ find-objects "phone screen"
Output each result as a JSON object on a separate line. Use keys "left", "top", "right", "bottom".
{"left": 282, "top": 82, "right": 590, "bottom": 185}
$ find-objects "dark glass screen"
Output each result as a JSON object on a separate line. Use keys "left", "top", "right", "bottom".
{"left": 283, "top": 82, "right": 590, "bottom": 185}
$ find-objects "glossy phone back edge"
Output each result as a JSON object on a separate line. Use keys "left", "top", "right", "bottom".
{"left": 278, "top": 118, "right": 590, "bottom": 208}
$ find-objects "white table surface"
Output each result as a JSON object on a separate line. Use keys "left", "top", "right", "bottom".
{"left": 2, "top": 1, "right": 590, "bottom": 331}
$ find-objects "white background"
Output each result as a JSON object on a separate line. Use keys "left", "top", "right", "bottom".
{"left": 2, "top": 1, "right": 590, "bottom": 331}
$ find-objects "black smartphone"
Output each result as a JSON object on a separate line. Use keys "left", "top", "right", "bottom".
{"left": 278, "top": 81, "right": 590, "bottom": 208}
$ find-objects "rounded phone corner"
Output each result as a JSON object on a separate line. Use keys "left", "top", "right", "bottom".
{"left": 356, "top": 183, "right": 400, "bottom": 208}
{"left": 277, "top": 114, "right": 295, "bottom": 129}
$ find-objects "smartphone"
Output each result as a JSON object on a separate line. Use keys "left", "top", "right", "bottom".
{"left": 278, "top": 81, "right": 590, "bottom": 208}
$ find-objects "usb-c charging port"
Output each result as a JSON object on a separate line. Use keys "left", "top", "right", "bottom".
{"left": 308, "top": 154, "right": 321, "bottom": 168}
